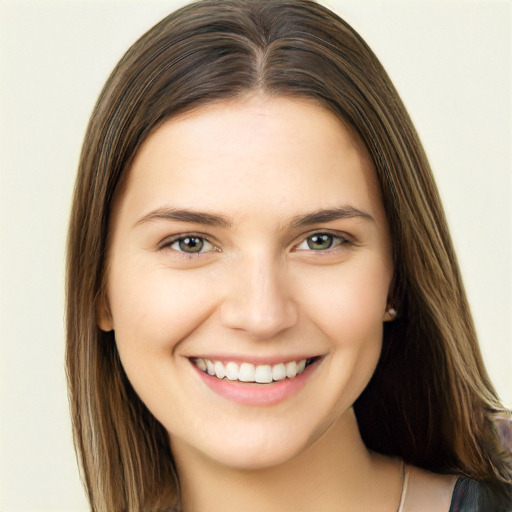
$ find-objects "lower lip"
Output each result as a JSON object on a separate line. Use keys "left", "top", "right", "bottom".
{"left": 191, "top": 359, "right": 321, "bottom": 406}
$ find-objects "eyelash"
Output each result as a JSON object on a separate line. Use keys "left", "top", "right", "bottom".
{"left": 294, "top": 232, "right": 351, "bottom": 252}
{"left": 160, "top": 231, "right": 352, "bottom": 257}
{"left": 160, "top": 233, "right": 219, "bottom": 257}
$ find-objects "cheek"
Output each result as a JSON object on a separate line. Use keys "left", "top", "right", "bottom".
{"left": 293, "top": 258, "right": 388, "bottom": 405}
{"left": 293, "top": 258, "right": 390, "bottom": 342}
{"left": 107, "top": 264, "right": 219, "bottom": 353}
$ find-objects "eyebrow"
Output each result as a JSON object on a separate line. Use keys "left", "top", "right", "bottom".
{"left": 134, "top": 206, "right": 373, "bottom": 229}
{"left": 288, "top": 206, "right": 374, "bottom": 228}
{"left": 135, "top": 207, "right": 232, "bottom": 228}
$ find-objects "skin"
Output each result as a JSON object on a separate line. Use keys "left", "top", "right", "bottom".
{"left": 99, "top": 95, "right": 406, "bottom": 511}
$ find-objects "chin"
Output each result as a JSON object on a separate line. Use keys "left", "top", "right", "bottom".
{"left": 202, "top": 434, "right": 315, "bottom": 471}
{"left": 170, "top": 404, "right": 345, "bottom": 473}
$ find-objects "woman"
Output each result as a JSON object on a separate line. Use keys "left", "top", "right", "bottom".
{"left": 66, "top": 1, "right": 512, "bottom": 510}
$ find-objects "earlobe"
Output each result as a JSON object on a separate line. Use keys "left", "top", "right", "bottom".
{"left": 96, "top": 294, "right": 114, "bottom": 332}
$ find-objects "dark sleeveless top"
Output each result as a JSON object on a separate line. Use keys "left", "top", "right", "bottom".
{"left": 449, "top": 478, "right": 512, "bottom": 512}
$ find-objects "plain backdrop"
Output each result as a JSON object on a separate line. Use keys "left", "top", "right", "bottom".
{"left": 0, "top": 1, "right": 510, "bottom": 510}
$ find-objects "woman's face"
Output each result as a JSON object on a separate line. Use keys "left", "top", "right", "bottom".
{"left": 99, "top": 96, "right": 393, "bottom": 470}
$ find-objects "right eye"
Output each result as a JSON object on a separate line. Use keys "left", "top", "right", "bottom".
{"left": 164, "top": 235, "right": 216, "bottom": 254}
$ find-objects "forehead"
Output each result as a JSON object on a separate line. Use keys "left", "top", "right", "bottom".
{"left": 116, "top": 95, "right": 384, "bottom": 226}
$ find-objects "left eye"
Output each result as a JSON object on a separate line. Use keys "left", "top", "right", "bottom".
{"left": 295, "top": 233, "right": 344, "bottom": 251}
{"left": 169, "top": 236, "right": 215, "bottom": 254}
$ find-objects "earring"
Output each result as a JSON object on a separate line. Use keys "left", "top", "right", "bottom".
{"left": 385, "top": 307, "right": 398, "bottom": 321}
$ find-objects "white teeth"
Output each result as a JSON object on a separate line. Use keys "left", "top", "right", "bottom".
{"left": 193, "top": 357, "right": 313, "bottom": 383}
{"left": 285, "top": 361, "right": 297, "bottom": 378}
{"left": 272, "top": 363, "right": 287, "bottom": 381}
{"left": 225, "top": 361, "right": 239, "bottom": 381}
{"left": 214, "top": 361, "right": 226, "bottom": 379}
{"left": 255, "top": 365, "right": 272, "bottom": 383}
{"left": 239, "top": 362, "right": 255, "bottom": 382}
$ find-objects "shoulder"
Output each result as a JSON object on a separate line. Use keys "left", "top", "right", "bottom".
{"left": 400, "top": 465, "right": 512, "bottom": 512}
{"left": 401, "top": 465, "right": 458, "bottom": 511}
{"left": 449, "top": 477, "right": 512, "bottom": 512}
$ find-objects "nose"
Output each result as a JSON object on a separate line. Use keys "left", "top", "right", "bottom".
{"left": 220, "top": 255, "right": 298, "bottom": 340}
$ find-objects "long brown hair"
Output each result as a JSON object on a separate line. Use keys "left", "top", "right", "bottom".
{"left": 66, "top": 1, "right": 511, "bottom": 510}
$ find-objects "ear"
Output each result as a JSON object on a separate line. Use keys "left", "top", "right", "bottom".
{"left": 96, "top": 293, "right": 114, "bottom": 332}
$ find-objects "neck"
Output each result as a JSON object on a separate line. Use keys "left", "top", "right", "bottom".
{"left": 172, "top": 409, "right": 402, "bottom": 512}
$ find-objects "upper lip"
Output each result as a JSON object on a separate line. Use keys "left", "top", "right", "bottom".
{"left": 187, "top": 354, "right": 324, "bottom": 365}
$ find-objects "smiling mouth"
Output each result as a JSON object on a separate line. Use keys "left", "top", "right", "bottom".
{"left": 191, "top": 357, "right": 321, "bottom": 384}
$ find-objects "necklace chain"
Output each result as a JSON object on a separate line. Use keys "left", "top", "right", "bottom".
{"left": 396, "top": 460, "right": 408, "bottom": 512}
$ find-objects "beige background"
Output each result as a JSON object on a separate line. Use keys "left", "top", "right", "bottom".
{"left": 0, "top": 1, "right": 510, "bottom": 510}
